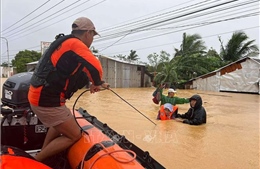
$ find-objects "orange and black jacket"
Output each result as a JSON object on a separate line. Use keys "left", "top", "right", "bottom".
{"left": 28, "top": 34, "right": 103, "bottom": 107}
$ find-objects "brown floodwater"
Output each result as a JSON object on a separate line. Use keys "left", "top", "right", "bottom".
{"left": 66, "top": 87, "right": 259, "bottom": 169}
{"left": 1, "top": 77, "right": 259, "bottom": 169}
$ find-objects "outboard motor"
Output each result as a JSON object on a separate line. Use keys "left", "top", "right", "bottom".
{"left": 2, "top": 72, "right": 32, "bottom": 108}
{"left": 1, "top": 72, "right": 47, "bottom": 151}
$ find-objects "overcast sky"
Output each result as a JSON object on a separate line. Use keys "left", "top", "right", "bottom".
{"left": 0, "top": 0, "right": 259, "bottom": 64}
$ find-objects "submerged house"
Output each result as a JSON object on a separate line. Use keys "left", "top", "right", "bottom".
{"left": 26, "top": 55, "right": 152, "bottom": 88}
{"left": 98, "top": 55, "right": 151, "bottom": 88}
{"left": 185, "top": 57, "right": 260, "bottom": 94}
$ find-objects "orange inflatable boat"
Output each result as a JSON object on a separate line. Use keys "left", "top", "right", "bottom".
{"left": 1, "top": 72, "right": 165, "bottom": 169}
{"left": 67, "top": 107, "right": 165, "bottom": 169}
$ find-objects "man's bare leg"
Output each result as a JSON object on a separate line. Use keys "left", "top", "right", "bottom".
{"left": 35, "top": 117, "right": 81, "bottom": 162}
{"left": 41, "top": 127, "right": 60, "bottom": 150}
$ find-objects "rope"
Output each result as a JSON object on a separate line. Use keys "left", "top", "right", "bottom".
{"left": 73, "top": 86, "right": 156, "bottom": 131}
{"left": 108, "top": 88, "right": 156, "bottom": 125}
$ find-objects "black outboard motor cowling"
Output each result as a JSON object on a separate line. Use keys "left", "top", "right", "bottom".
{"left": 1, "top": 72, "right": 32, "bottom": 108}
{"left": 1, "top": 72, "right": 47, "bottom": 151}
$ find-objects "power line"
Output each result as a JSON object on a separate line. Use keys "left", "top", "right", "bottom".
{"left": 5, "top": 0, "right": 215, "bottom": 41}
{"left": 98, "top": 0, "right": 201, "bottom": 32}
{"left": 94, "top": 0, "right": 241, "bottom": 42}
{"left": 94, "top": 0, "right": 258, "bottom": 50}
{"left": 96, "top": 0, "right": 219, "bottom": 40}
{"left": 99, "top": 31, "right": 133, "bottom": 52}
{"left": 7, "top": 0, "right": 107, "bottom": 42}
{"left": 99, "top": 0, "right": 258, "bottom": 42}
{"left": 97, "top": 13, "right": 259, "bottom": 51}
{"left": 3, "top": 0, "right": 259, "bottom": 61}
{"left": 3, "top": 0, "right": 66, "bottom": 36}
{"left": 102, "top": 26, "right": 259, "bottom": 57}
{"left": 1, "top": 0, "right": 51, "bottom": 33}
{"left": 5, "top": 0, "right": 91, "bottom": 39}
{"left": 95, "top": 8, "right": 259, "bottom": 48}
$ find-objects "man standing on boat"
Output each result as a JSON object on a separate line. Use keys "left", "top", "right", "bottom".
{"left": 28, "top": 17, "right": 109, "bottom": 162}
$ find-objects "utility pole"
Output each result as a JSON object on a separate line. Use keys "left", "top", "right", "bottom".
{"left": 1, "top": 37, "right": 10, "bottom": 77}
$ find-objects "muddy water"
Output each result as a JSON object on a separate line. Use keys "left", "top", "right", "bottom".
{"left": 1, "top": 77, "right": 259, "bottom": 169}
{"left": 66, "top": 88, "right": 259, "bottom": 169}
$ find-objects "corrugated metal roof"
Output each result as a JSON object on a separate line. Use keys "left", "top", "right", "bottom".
{"left": 98, "top": 55, "right": 146, "bottom": 66}
{"left": 26, "top": 55, "right": 147, "bottom": 66}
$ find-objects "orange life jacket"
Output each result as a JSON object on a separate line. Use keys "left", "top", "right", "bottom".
{"left": 0, "top": 145, "right": 51, "bottom": 169}
{"left": 159, "top": 105, "right": 178, "bottom": 120}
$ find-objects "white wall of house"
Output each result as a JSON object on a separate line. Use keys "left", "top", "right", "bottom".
{"left": 193, "top": 73, "right": 220, "bottom": 92}
{"left": 192, "top": 58, "right": 260, "bottom": 94}
{"left": 220, "top": 59, "right": 259, "bottom": 93}
{"left": 0, "top": 66, "right": 14, "bottom": 77}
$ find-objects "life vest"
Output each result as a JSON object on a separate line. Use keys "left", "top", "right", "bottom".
{"left": 0, "top": 145, "right": 51, "bottom": 169}
{"left": 30, "top": 34, "right": 89, "bottom": 99}
{"left": 159, "top": 105, "right": 178, "bottom": 120}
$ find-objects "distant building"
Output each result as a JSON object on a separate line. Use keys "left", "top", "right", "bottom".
{"left": 26, "top": 55, "right": 152, "bottom": 88}
{"left": 26, "top": 61, "right": 39, "bottom": 72}
{"left": 185, "top": 57, "right": 260, "bottom": 94}
{"left": 98, "top": 55, "right": 152, "bottom": 88}
{"left": 0, "top": 66, "right": 14, "bottom": 77}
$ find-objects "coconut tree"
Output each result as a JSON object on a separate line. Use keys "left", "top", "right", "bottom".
{"left": 219, "top": 31, "right": 259, "bottom": 62}
{"left": 153, "top": 59, "right": 178, "bottom": 85}
{"left": 127, "top": 50, "right": 139, "bottom": 61}
{"left": 115, "top": 54, "right": 126, "bottom": 60}
{"left": 174, "top": 32, "right": 206, "bottom": 57}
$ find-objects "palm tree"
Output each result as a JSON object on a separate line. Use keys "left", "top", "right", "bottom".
{"left": 115, "top": 54, "right": 126, "bottom": 60}
{"left": 174, "top": 32, "right": 206, "bottom": 57}
{"left": 127, "top": 50, "right": 139, "bottom": 61}
{"left": 219, "top": 31, "right": 259, "bottom": 62}
{"left": 153, "top": 61, "right": 178, "bottom": 85}
{"left": 153, "top": 32, "right": 208, "bottom": 85}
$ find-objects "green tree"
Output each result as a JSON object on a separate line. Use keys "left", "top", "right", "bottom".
{"left": 153, "top": 60, "right": 178, "bottom": 85}
{"left": 147, "top": 53, "right": 159, "bottom": 72}
{"left": 12, "top": 50, "right": 41, "bottom": 73}
{"left": 158, "top": 50, "right": 171, "bottom": 63}
{"left": 174, "top": 54, "right": 213, "bottom": 81}
{"left": 207, "top": 47, "right": 220, "bottom": 58}
{"left": 147, "top": 51, "right": 171, "bottom": 72}
{"left": 127, "top": 50, "right": 139, "bottom": 61}
{"left": 152, "top": 32, "right": 208, "bottom": 86}
{"left": 205, "top": 47, "right": 224, "bottom": 71}
{"left": 174, "top": 32, "right": 206, "bottom": 57}
{"left": 219, "top": 31, "right": 259, "bottom": 62}
{"left": 115, "top": 54, "right": 126, "bottom": 60}
{"left": 171, "top": 32, "right": 208, "bottom": 83}
{"left": 1, "top": 62, "right": 9, "bottom": 67}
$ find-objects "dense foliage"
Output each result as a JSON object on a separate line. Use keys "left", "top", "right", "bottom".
{"left": 148, "top": 31, "right": 259, "bottom": 87}
{"left": 11, "top": 50, "right": 41, "bottom": 73}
